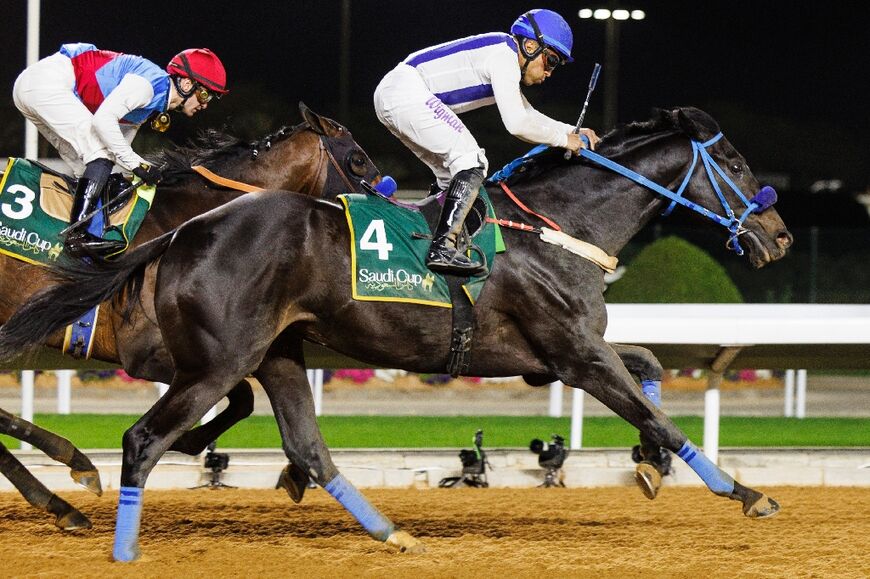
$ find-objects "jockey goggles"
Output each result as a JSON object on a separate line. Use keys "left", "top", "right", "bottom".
{"left": 194, "top": 84, "right": 218, "bottom": 104}
{"left": 542, "top": 49, "right": 562, "bottom": 72}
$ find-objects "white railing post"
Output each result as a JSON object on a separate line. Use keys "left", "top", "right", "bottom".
{"left": 307, "top": 369, "right": 324, "bottom": 416}
{"left": 548, "top": 380, "right": 563, "bottom": 417}
{"left": 56, "top": 370, "right": 73, "bottom": 414}
{"left": 569, "top": 387, "right": 585, "bottom": 450}
{"left": 795, "top": 369, "right": 807, "bottom": 419}
{"left": 202, "top": 405, "right": 218, "bottom": 424}
{"left": 703, "top": 386, "right": 720, "bottom": 465}
{"left": 20, "top": 370, "right": 35, "bottom": 450}
{"left": 784, "top": 369, "right": 795, "bottom": 417}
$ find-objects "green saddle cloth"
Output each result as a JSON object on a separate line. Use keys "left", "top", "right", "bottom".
{"left": 0, "top": 157, "right": 155, "bottom": 265}
{"left": 340, "top": 189, "right": 504, "bottom": 307}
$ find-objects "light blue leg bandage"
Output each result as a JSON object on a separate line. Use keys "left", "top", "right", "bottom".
{"left": 113, "top": 486, "right": 143, "bottom": 562}
{"left": 324, "top": 474, "right": 395, "bottom": 541}
{"left": 677, "top": 441, "right": 734, "bottom": 496}
{"left": 641, "top": 379, "right": 661, "bottom": 408}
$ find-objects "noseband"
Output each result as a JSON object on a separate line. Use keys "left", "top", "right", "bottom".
{"left": 579, "top": 133, "right": 777, "bottom": 255}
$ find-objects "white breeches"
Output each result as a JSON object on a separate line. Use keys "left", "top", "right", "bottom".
{"left": 374, "top": 63, "right": 487, "bottom": 189}
{"left": 12, "top": 53, "right": 112, "bottom": 177}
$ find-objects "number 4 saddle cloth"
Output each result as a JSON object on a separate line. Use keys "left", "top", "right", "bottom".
{"left": 0, "top": 157, "right": 154, "bottom": 265}
{"left": 340, "top": 188, "right": 505, "bottom": 307}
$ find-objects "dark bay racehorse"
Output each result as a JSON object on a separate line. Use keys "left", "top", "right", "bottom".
{"left": 0, "top": 107, "right": 793, "bottom": 560}
{"left": 0, "top": 102, "right": 380, "bottom": 529}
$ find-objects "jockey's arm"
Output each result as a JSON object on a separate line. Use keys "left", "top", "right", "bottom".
{"left": 91, "top": 74, "right": 152, "bottom": 171}
{"left": 489, "top": 52, "right": 573, "bottom": 148}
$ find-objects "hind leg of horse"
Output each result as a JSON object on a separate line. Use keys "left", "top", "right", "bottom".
{"left": 169, "top": 380, "right": 255, "bottom": 455}
{"left": 0, "top": 440, "right": 91, "bottom": 530}
{"left": 611, "top": 344, "right": 672, "bottom": 499}
{"left": 254, "top": 351, "right": 425, "bottom": 553}
{"left": 0, "top": 407, "right": 101, "bottom": 495}
{"left": 549, "top": 335, "right": 778, "bottom": 519}
{"left": 113, "top": 370, "right": 246, "bottom": 561}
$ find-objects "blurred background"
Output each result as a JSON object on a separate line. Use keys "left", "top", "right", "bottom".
{"left": 2, "top": 0, "right": 869, "bottom": 302}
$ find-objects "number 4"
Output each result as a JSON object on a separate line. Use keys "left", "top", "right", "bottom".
{"left": 359, "top": 219, "right": 393, "bottom": 260}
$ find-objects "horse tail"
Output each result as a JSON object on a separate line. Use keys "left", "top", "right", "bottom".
{"left": 0, "top": 231, "right": 175, "bottom": 362}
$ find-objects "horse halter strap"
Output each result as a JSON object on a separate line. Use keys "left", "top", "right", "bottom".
{"left": 578, "top": 133, "right": 777, "bottom": 256}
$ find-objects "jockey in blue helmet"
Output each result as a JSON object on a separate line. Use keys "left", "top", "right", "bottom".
{"left": 511, "top": 9, "right": 576, "bottom": 79}
{"left": 374, "top": 9, "right": 599, "bottom": 276}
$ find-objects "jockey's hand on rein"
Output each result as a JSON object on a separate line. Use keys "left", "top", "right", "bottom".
{"left": 133, "top": 163, "right": 162, "bottom": 185}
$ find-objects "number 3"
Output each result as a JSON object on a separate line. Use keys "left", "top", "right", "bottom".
{"left": 2, "top": 184, "right": 36, "bottom": 220}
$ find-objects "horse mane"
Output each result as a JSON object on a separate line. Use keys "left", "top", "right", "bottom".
{"left": 146, "top": 123, "right": 309, "bottom": 186}
{"left": 495, "top": 107, "right": 716, "bottom": 186}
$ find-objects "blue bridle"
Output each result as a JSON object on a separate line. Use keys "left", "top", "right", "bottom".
{"left": 578, "top": 132, "right": 777, "bottom": 256}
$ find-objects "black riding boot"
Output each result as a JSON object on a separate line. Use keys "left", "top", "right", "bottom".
{"left": 65, "top": 159, "right": 124, "bottom": 258}
{"left": 426, "top": 167, "right": 486, "bottom": 276}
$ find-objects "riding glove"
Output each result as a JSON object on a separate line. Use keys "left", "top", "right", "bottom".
{"left": 132, "top": 163, "right": 162, "bottom": 185}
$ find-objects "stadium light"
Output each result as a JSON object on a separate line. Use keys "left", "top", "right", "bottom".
{"left": 577, "top": 6, "right": 646, "bottom": 129}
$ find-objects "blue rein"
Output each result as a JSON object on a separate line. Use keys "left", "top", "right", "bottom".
{"left": 578, "top": 132, "right": 777, "bottom": 256}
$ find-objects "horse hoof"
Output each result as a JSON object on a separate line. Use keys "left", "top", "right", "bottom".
{"left": 385, "top": 530, "right": 426, "bottom": 553}
{"left": 743, "top": 494, "right": 780, "bottom": 519}
{"left": 276, "top": 463, "right": 309, "bottom": 504}
{"left": 55, "top": 509, "right": 92, "bottom": 531}
{"left": 634, "top": 462, "right": 661, "bottom": 500}
{"left": 71, "top": 469, "right": 103, "bottom": 496}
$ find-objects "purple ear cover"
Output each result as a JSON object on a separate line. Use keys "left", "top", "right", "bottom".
{"left": 374, "top": 175, "right": 397, "bottom": 197}
{"left": 750, "top": 185, "right": 777, "bottom": 211}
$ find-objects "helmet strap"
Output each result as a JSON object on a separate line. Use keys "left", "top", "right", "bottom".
{"left": 171, "top": 76, "right": 196, "bottom": 110}
{"left": 517, "top": 12, "right": 547, "bottom": 80}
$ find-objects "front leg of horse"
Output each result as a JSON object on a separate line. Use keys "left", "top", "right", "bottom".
{"left": 0, "top": 441, "right": 91, "bottom": 530}
{"left": 554, "top": 337, "right": 779, "bottom": 519}
{"left": 0, "top": 407, "right": 101, "bottom": 495}
{"left": 255, "top": 354, "right": 425, "bottom": 554}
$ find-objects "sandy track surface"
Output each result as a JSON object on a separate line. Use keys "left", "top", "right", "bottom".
{"left": 1, "top": 486, "right": 867, "bottom": 578}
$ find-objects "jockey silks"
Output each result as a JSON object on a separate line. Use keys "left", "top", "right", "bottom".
{"left": 60, "top": 43, "right": 170, "bottom": 126}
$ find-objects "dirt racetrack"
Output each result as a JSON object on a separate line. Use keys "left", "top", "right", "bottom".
{"left": 1, "top": 486, "right": 868, "bottom": 578}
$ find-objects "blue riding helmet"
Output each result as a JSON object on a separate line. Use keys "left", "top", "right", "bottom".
{"left": 510, "top": 9, "right": 574, "bottom": 63}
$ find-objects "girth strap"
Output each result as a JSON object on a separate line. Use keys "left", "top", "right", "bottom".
{"left": 418, "top": 196, "right": 475, "bottom": 377}
{"left": 445, "top": 276, "right": 474, "bottom": 377}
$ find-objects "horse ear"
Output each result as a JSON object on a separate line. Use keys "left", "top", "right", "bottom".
{"left": 677, "top": 107, "right": 721, "bottom": 140}
{"left": 298, "top": 102, "right": 343, "bottom": 137}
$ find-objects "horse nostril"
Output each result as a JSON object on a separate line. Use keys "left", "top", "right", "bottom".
{"left": 777, "top": 231, "right": 793, "bottom": 249}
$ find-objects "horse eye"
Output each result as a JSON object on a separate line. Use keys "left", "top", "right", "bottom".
{"left": 349, "top": 151, "right": 368, "bottom": 177}
{"left": 731, "top": 162, "right": 743, "bottom": 173}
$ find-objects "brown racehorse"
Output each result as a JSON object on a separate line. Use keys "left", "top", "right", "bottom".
{"left": 0, "top": 102, "right": 381, "bottom": 530}
{"left": 0, "top": 107, "right": 793, "bottom": 559}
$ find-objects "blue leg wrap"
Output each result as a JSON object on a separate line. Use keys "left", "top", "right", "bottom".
{"left": 641, "top": 379, "right": 661, "bottom": 408}
{"left": 324, "top": 474, "right": 395, "bottom": 541}
{"left": 113, "top": 486, "right": 143, "bottom": 562}
{"left": 677, "top": 441, "right": 734, "bottom": 496}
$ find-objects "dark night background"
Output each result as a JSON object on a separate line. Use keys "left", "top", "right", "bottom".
{"left": 1, "top": 1, "right": 869, "bottom": 301}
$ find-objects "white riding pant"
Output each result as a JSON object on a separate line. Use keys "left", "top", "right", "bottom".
{"left": 374, "top": 63, "right": 487, "bottom": 190}
{"left": 13, "top": 52, "right": 114, "bottom": 177}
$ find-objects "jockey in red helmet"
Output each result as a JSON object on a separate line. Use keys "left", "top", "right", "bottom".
{"left": 13, "top": 44, "right": 228, "bottom": 257}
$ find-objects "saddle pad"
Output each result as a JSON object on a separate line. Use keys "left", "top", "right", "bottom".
{"left": 340, "top": 189, "right": 501, "bottom": 307}
{"left": 0, "top": 157, "right": 155, "bottom": 265}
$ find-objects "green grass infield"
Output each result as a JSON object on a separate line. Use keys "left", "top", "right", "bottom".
{"left": 2, "top": 414, "right": 868, "bottom": 449}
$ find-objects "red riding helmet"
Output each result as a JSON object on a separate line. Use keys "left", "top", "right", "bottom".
{"left": 166, "top": 48, "right": 228, "bottom": 94}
